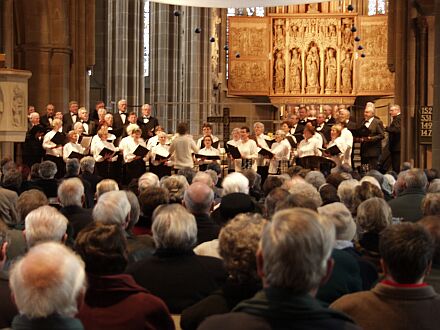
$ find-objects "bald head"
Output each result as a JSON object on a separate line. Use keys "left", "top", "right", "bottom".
{"left": 183, "top": 182, "right": 214, "bottom": 215}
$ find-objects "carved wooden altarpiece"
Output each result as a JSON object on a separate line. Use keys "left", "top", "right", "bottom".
{"left": 228, "top": 14, "right": 394, "bottom": 105}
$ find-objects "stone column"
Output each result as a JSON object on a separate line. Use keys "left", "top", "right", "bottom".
{"left": 433, "top": 0, "right": 440, "bottom": 170}
{"left": 106, "top": 0, "right": 144, "bottom": 111}
{"left": 1, "top": 0, "right": 13, "bottom": 68}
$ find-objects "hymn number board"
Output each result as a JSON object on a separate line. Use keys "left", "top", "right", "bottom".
{"left": 419, "top": 106, "right": 433, "bottom": 144}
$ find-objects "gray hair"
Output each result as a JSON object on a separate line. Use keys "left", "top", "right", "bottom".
{"left": 160, "top": 175, "right": 189, "bottom": 203}
{"left": 138, "top": 172, "right": 160, "bottom": 193}
{"left": 10, "top": 242, "right": 86, "bottom": 318}
{"left": 152, "top": 204, "right": 197, "bottom": 250}
{"left": 337, "top": 179, "right": 360, "bottom": 210}
{"left": 356, "top": 197, "right": 392, "bottom": 234}
{"left": 318, "top": 202, "right": 356, "bottom": 241}
{"left": 262, "top": 208, "right": 335, "bottom": 293}
{"left": 38, "top": 160, "right": 57, "bottom": 179}
{"left": 93, "top": 191, "right": 130, "bottom": 228}
{"left": 65, "top": 158, "right": 80, "bottom": 176}
{"left": 25, "top": 206, "right": 68, "bottom": 248}
{"left": 80, "top": 156, "right": 95, "bottom": 173}
{"left": 193, "top": 171, "right": 214, "bottom": 188}
{"left": 288, "top": 182, "right": 323, "bottom": 208}
{"left": 17, "top": 189, "right": 48, "bottom": 224}
{"left": 96, "top": 179, "right": 119, "bottom": 199}
{"left": 360, "top": 175, "right": 381, "bottom": 189}
{"left": 403, "top": 168, "right": 428, "bottom": 191}
{"left": 125, "top": 190, "right": 141, "bottom": 230}
{"left": 222, "top": 172, "right": 249, "bottom": 195}
{"left": 58, "top": 178, "right": 84, "bottom": 207}
{"left": 428, "top": 179, "right": 440, "bottom": 193}
{"left": 305, "top": 171, "right": 326, "bottom": 190}
{"left": 253, "top": 122, "right": 264, "bottom": 130}
{"left": 423, "top": 193, "right": 440, "bottom": 216}
{"left": 183, "top": 182, "right": 214, "bottom": 214}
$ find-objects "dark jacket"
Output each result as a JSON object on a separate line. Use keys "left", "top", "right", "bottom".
{"left": 0, "top": 275, "right": 18, "bottom": 329}
{"left": 126, "top": 248, "right": 226, "bottom": 314}
{"left": 198, "top": 288, "right": 360, "bottom": 330}
{"left": 181, "top": 278, "right": 261, "bottom": 330}
{"left": 77, "top": 274, "right": 174, "bottom": 330}
{"left": 194, "top": 214, "right": 220, "bottom": 245}
{"left": 360, "top": 118, "right": 385, "bottom": 158}
{"left": 388, "top": 187, "right": 426, "bottom": 222}
{"left": 316, "top": 249, "right": 363, "bottom": 304}
{"left": 386, "top": 114, "right": 401, "bottom": 152}
{"left": 12, "top": 313, "right": 84, "bottom": 330}
{"left": 59, "top": 205, "right": 93, "bottom": 239}
{"left": 137, "top": 116, "right": 159, "bottom": 140}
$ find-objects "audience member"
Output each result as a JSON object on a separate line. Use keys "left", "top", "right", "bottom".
{"left": 24, "top": 205, "right": 68, "bottom": 248}
{"left": 161, "top": 175, "right": 188, "bottom": 203}
{"left": 199, "top": 208, "right": 359, "bottom": 329}
{"left": 95, "top": 179, "right": 119, "bottom": 199}
{"left": 422, "top": 193, "right": 440, "bottom": 216}
{"left": 331, "top": 223, "right": 440, "bottom": 330}
{"left": 75, "top": 223, "right": 174, "bottom": 330}
{"left": 135, "top": 187, "right": 169, "bottom": 235}
{"left": 183, "top": 182, "right": 219, "bottom": 244}
{"left": 182, "top": 213, "right": 267, "bottom": 330}
{"left": 388, "top": 168, "right": 428, "bottom": 222}
{"left": 58, "top": 178, "right": 93, "bottom": 239}
{"left": 419, "top": 215, "right": 440, "bottom": 291}
{"left": 355, "top": 197, "right": 393, "bottom": 272}
{"left": 9, "top": 242, "right": 86, "bottom": 329}
{"left": 127, "top": 204, "right": 226, "bottom": 313}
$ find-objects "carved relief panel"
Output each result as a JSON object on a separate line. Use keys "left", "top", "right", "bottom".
{"left": 228, "top": 17, "right": 271, "bottom": 95}
{"left": 356, "top": 16, "right": 394, "bottom": 95}
{"left": 270, "top": 15, "right": 357, "bottom": 96}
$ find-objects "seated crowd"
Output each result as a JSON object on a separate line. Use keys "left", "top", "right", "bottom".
{"left": 1, "top": 98, "right": 440, "bottom": 329}
{"left": 0, "top": 151, "right": 439, "bottom": 330}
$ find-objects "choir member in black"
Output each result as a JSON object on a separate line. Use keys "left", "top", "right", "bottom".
{"left": 148, "top": 132, "right": 172, "bottom": 178}
{"left": 40, "top": 103, "right": 55, "bottom": 129}
{"left": 119, "top": 125, "right": 148, "bottom": 185}
{"left": 92, "top": 127, "right": 119, "bottom": 180}
{"left": 138, "top": 103, "right": 159, "bottom": 141}
{"left": 23, "top": 124, "right": 46, "bottom": 169}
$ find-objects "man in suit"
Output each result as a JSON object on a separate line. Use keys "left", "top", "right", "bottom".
{"left": 78, "top": 107, "right": 96, "bottom": 136}
{"left": 138, "top": 103, "right": 159, "bottom": 141}
{"left": 356, "top": 102, "right": 384, "bottom": 171}
{"left": 298, "top": 105, "right": 308, "bottom": 126}
{"left": 112, "top": 99, "right": 128, "bottom": 138}
{"left": 40, "top": 103, "right": 55, "bottom": 128}
{"left": 323, "top": 104, "right": 336, "bottom": 126}
{"left": 316, "top": 113, "right": 331, "bottom": 145}
{"left": 62, "top": 100, "right": 79, "bottom": 133}
{"left": 386, "top": 104, "right": 401, "bottom": 173}
{"left": 289, "top": 114, "right": 305, "bottom": 141}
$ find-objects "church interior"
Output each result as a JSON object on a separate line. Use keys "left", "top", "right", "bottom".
{"left": 0, "top": 0, "right": 438, "bottom": 169}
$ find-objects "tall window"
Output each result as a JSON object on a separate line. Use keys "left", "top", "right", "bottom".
{"left": 368, "top": 0, "right": 387, "bottom": 15}
{"left": 226, "top": 7, "right": 265, "bottom": 79}
{"left": 144, "top": 0, "right": 150, "bottom": 77}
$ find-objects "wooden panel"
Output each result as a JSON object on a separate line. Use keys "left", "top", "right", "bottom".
{"left": 228, "top": 17, "right": 271, "bottom": 95}
{"left": 356, "top": 16, "right": 394, "bottom": 95}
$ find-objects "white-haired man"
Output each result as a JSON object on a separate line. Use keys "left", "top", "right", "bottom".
{"left": 138, "top": 103, "right": 159, "bottom": 140}
{"left": 93, "top": 190, "right": 131, "bottom": 228}
{"left": 112, "top": 99, "right": 128, "bottom": 138}
{"left": 24, "top": 205, "right": 68, "bottom": 248}
{"left": 199, "top": 208, "right": 360, "bottom": 329}
{"left": 356, "top": 102, "right": 384, "bottom": 171}
{"left": 183, "top": 182, "right": 219, "bottom": 245}
{"left": 58, "top": 178, "right": 93, "bottom": 239}
{"left": 9, "top": 242, "right": 86, "bottom": 329}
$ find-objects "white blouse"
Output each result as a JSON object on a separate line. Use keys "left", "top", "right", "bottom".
{"left": 297, "top": 137, "right": 322, "bottom": 158}
{"left": 42, "top": 130, "right": 63, "bottom": 157}
{"left": 93, "top": 140, "right": 119, "bottom": 163}
{"left": 119, "top": 136, "right": 148, "bottom": 163}
{"left": 63, "top": 142, "right": 85, "bottom": 162}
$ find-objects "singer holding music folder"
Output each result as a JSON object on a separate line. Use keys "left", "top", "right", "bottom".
{"left": 92, "top": 127, "right": 119, "bottom": 180}
{"left": 196, "top": 135, "right": 220, "bottom": 171}
{"left": 42, "top": 118, "right": 66, "bottom": 178}
{"left": 269, "top": 130, "right": 290, "bottom": 175}
{"left": 233, "top": 126, "right": 258, "bottom": 172}
{"left": 63, "top": 130, "right": 85, "bottom": 162}
{"left": 321, "top": 124, "right": 349, "bottom": 168}
{"left": 119, "top": 124, "right": 148, "bottom": 185}
{"left": 148, "top": 132, "right": 172, "bottom": 178}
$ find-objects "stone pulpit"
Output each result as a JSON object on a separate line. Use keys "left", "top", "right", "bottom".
{"left": 0, "top": 68, "right": 32, "bottom": 160}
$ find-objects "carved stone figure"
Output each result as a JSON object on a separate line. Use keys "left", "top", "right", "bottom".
{"left": 306, "top": 46, "right": 320, "bottom": 93}
{"left": 289, "top": 48, "right": 301, "bottom": 93}
{"left": 275, "top": 52, "right": 285, "bottom": 93}
{"left": 274, "top": 20, "right": 285, "bottom": 51}
{"left": 325, "top": 48, "right": 337, "bottom": 93}
{"left": 12, "top": 85, "right": 24, "bottom": 127}
{"left": 341, "top": 52, "right": 352, "bottom": 93}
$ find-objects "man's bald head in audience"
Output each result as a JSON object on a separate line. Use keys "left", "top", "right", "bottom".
{"left": 183, "top": 182, "right": 214, "bottom": 215}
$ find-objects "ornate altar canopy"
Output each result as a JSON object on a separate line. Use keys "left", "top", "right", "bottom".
{"left": 227, "top": 9, "right": 394, "bottom": 105}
